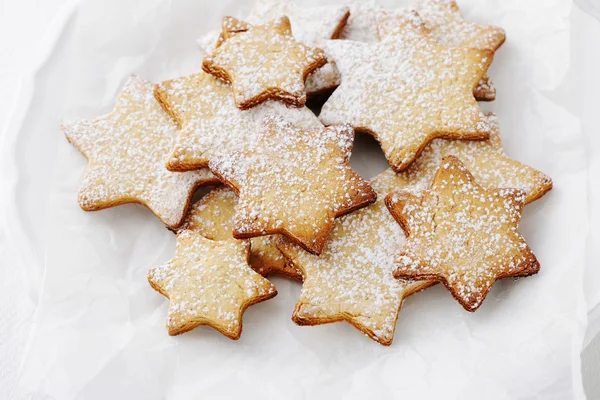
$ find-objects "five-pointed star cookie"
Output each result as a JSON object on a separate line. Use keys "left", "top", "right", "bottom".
{"left": 202, "top": 16, "right": 327, "bottom": 109}
{"left": 62, "top": 75, "right": 217, "bottom": 229}
{"left": 374, "top": 113, "right": 552, "bottom": 205}
{"left": 381, "top": 0, "right": 505, "bottom": 101}
{"left": 209, "top": 115, "right": 377, "bottom": 255}
{"left": 197, "top": 0, "right": 348, "bottom": 97}
{"left": 147, "top": 230, "right": 277, "bottom": 338}
{"left": 155, "top": 71, "right": 323, "bottom": 172}
{"left": 278, "top": 171, "right": 435, "bottom": 346}
{"left": 385, "top": 156, "right": 540, "bottom": 312}
{"left": 183, "top": 186, "right": 303, "bottom": 281}
{"left": 320, "top": 14, "right": 493, "bottom": 172}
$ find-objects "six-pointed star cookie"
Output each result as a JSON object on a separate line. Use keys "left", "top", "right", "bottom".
{"left": 385, "top": 156, "right": 540, "bottom": 312}
{"left": 147, "top": 230, "right": 277, "bottom": 338}
{"left": 375, "top": 113, "right": 552, "bottom": 205}
{"left": 155, "top": 71, "right": 323, "bottom": 172}
{"left": 183, "top": 186, "right": 303, "bottom": 281}
{"left": 209, "top": 115, "right": 377, "bottom": 255}
{"left": 379, "top": 0, "right": 506, "bottom": 101}
{"left": 278, "top": 171, "right": 435, "bottom": 346}
{"left": 198, "top": 0, "right": 348, "bottom": 97}
{"left": 202, "top": 16, "right": 327, "bottom": 109}
{"left": 319, "top": 14, "right": 493, "bottom": 172}
{"left": 62, "top": 75, "right": 217, "bottom": 229}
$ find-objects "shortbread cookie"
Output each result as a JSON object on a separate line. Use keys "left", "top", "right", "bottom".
{"left": 147, "top": 231, "right": 277, "bottom": 338}
{"left": 155, "top": 71, "right": 322, "bottom": 172}
{"left": 62, "top": 75, "right": 217, "bottom": 229}
{"left": 198, "top": 0, "right": 348, "bottom": 97}
{"left": 278, "top": 171, "right": 435, "bottom": 346}
{"left": 183, "top": 186, "right": 303, "bottom": 281}
{"left": 202, "top": 17, "right": 327, "bottom": 109}
{"left": 386, "top": 156, "right": 540, "bottom": 312}
{"left": 374, "top": 114, "right": 552, "bottom": 205}
{"left": 379, "top": 0, "right": 506, "bottom": 101}
{"left": 209, "top": 115, "right": 377, "bottom": 255}
{"left": 338, "top": 0, "right": 383, "bottom": 43}
{"left": 320, "top": 14, "right": 492, "bottom": 172}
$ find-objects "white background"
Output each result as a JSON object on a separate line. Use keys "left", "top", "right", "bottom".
{"left": 0, "top": 0, "right": 598, "bottom": 398}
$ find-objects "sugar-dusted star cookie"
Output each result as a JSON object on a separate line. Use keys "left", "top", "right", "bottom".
{"left": 378, "top": 0, "right": 506, "bottom": 101}
{"left": 202, "top": 16, "right": 327, "bottom": 109}
{"left": 385, "top": 156, "right": 540, "bottom": 312}
{"left": 338, "top": 0, "right": 384, "bottom": 43}
{"left": 147, "top": 230, "right": 277, "bottom": 338}
{"left": 209, "top": 115, "right": 376, "bottom": 255}
{"left": 375, "top": 113, "right": 552, "bottom": 205}
{"left": 155, "top": 71, "right": 322, "bottom": 172}
{"left": 320, "top": 14, "right": 492, "bottom": 172}
{"left": 278, "top": 171, "right": 435, "bottom": 346}
{"left": 198, "top": 0, "right": 348, "bottom": 97}
{"left": 62, "top": 75, "right": 217, "bottom": 229}
{"left": 183, "top": 186, "right": 303, "bottom": 281}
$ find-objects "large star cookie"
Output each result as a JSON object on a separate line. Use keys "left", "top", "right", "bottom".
{"left": 147, "top": 230, "right": 277, "bottom": 338}
{"left": 209, "top": 115, "right": 377, "bottom": 255}
{"left": 379, "top": 0, "right": 506, "bottom": 101}
{"left": 278, "top": 171, "right": 435, "bottom": 346}
{"left": 62, "top": 75, "right": 217, "bottom": 229}
{"left": 155, "top": 71, "right": 322, "bottom": 172}
{"left": 375, "top": 114, "right": 552, "bottom": 205}
{"left": 183, "top": 186, "right": 302, "bottom": 281}
{"left": 385, "top": 156, "right": 540, "bottom": 312}
{"left": 197, "top": 0, "right": 349, "bottom": 97}
{"left": 320, "top": 14, "right": 492, "bottom": 172}
{"left": 202, "top": 17, "right": 327, "bottom": 109}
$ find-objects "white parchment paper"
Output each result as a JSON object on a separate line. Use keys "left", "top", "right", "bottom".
{"left": 17, "top": 0, "right": 589, "bottom": 398}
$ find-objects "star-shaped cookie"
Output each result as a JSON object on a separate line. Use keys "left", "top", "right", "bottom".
{"left": 379, "top": 0, "right": 506, "bottom": 101}
{"left": 375, "top": 113, "right": 552, "bottom": 205}
{"left": 197, "top": 0, "right": 349, "bottom": 97}
{"left": 184, "top": 186, "right": 302, "bottom": 281}
{"left": 385, "top": 156, "right": 540, "bottom": 312}
{"left": 209, "top": 115, "right": 377, "bottom": 255}
{"left": 147, "top": 230, "right": 277, "bottom": 338}
{"left": 320, "top": 14, "right": 493, "bottom": 172}
{"left": 278, "top": 171, "right": 435, "bottom": 346}
{"left": 62, "top": 75, "right": 217, "bottom": 229}
{"left": 155, "top": 71, "right": 323, "bottom": 172}
{"left": 202, "top": 17, "right": 327, "bottom": 109}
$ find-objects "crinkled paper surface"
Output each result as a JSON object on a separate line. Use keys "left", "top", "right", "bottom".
{"left": 12, "top": 0, "right": 592, "bottom": 398}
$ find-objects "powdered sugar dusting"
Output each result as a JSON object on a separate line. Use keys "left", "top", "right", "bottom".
{"left": 209, "top": 115, "right": 376, "bottom": 255}
{"left": 62, "top": 75, "right": 216, "bottom": 229}
{"left": 147, "top": 231, "right": 277, "bottom": 338}
{"left": 386, "top": 156, "right": 540, "bottom": 312}
{"left": 320, "top": 18, "right": 492, "bottom": 172}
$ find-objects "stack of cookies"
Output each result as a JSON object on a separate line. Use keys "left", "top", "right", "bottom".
{"left": 63, "top": 0, "right": 553, "bottom": 346}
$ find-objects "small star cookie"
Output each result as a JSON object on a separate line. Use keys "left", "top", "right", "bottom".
{"left": 197, "top": 0, "right": 348, "bottom": 97}
{"left": 202, "top": 17, "right": 327, "bottom": 109}
{"left": 183, "top": 186, "right": 302, "bottom": 281}
{"left": 147, "top": 230, "right": 277, "bottom": 338}
{"left": 62, "top": 75, "right": 217, "bottom": 229}
{"left": 209, "top": 115, "right": 377, "bottom": 255}
{"left": 379, "top": 0, "right": 506, "bottom": 101}
{"left": 375, "top": 114, "right": 552, "bottom": 205}
{"left": 155, "top": 71, "right": 323, "bottom": 172}
{"left": 278, "top": 171, "right": 435, "bottom": 346}
{"left": 320, "top": 14, "right": 492, "bottom": 172}
{"left": 385, "top": 156, "right": 541, "bottom": 312}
